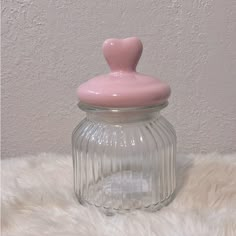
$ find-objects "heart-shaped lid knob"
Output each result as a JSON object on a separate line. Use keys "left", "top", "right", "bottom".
{"left": 77, "top": 37, "right": 171, "bottom": 108}
{"left": 103, "top": 37, "right": 143, "bottom": 72}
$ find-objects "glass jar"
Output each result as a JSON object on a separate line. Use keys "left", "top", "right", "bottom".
{"left": 72, "top": 37, "right": 177, "bottom": 214}
{"left": 72, "top": 103, "right": 176, "bottom": 214}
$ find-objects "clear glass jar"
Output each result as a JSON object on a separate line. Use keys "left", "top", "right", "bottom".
{"left": 72, "top": 102, "right": 176, "bottom": 214}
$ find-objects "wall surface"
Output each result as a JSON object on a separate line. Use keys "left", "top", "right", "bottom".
{"left": 2, "top": 0, "right": 236, "bottom": 158}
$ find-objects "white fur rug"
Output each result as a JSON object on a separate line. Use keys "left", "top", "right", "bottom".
{"left": 2, "top": 153, "right": 236, "bottom": 236}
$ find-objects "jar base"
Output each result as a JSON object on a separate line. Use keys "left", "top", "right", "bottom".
{"left": 75, "top": 170, "right": 175, "bottom": 214}
{"left": 75, "top": 191, "right": 175, "bottom": 215}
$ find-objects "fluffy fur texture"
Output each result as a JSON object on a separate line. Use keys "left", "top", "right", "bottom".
{"left": 2, "top": 153, "right": 236, "bottom": 236}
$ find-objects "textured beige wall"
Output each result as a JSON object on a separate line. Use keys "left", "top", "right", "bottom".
{"left": 2, "top": 0, "right": 236, "bottom": 158}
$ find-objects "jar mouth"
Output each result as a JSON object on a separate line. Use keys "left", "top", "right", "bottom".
{"left": 78, "top": 102, "right": 168, "bottom": 113}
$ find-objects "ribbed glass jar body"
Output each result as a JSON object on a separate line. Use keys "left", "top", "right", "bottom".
{"left": 72, "top": 104, "right": 176, "bottom": 214}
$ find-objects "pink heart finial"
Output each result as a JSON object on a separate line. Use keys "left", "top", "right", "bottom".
{"left": 102, "top": 37, "right": 143, "bottom": 72}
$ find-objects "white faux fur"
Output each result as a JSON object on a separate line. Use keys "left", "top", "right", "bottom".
{"left": 2, "top": 153, "right": 236, "bottom": 236}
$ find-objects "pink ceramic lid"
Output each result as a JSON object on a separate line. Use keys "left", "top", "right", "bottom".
{"left": 77, "top": 37, "right": 171, "bottom": 108}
